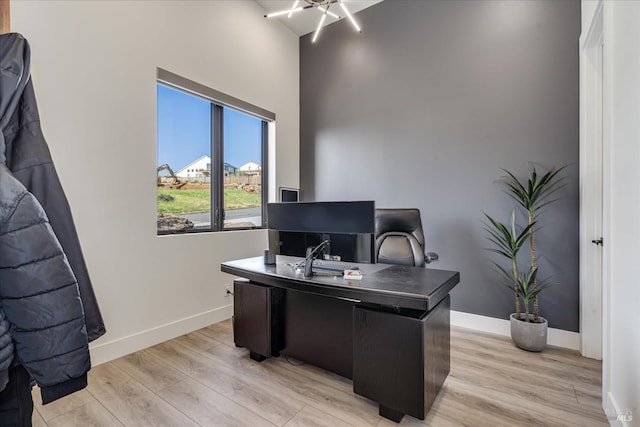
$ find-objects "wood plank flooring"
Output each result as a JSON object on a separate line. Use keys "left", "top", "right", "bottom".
{"left": 30, "top": 320, "right": 608, "bottom": 426}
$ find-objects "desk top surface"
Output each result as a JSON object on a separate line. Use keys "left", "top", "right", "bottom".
{"left": 221, "top": 256, "right": 460, "bottom": 311}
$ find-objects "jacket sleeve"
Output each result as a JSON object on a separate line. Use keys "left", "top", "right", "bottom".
{"left": 0, "top": 310, "right": 14, "bottom": 391}
{"left": 0, "top": 175, "right": 90, "bottom": 404}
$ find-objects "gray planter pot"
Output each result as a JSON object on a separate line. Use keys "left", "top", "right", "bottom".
{"left": 510, "top": 313, "right": 548, "bottom": 352}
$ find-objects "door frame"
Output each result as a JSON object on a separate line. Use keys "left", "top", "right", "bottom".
{"left": 579, "top": 0, "right": 607, "bottom": 362}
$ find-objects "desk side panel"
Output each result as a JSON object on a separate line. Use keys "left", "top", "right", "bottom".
{"left": 353, "top": 306, "right": 424, "bottom": 418}
{"left": 424, "top": 294, "right": 450, "bottom": 413}
{"left": 233, "top": 280, "right": 280, "bottom": 358}
{"left": 281, "top": 289, "right": 354, "bottom": 379}
{"left": 353, "top": 295, "right": 451, "bottom": 420}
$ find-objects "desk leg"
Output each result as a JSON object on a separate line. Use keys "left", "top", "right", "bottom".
{"left": 379, "top": 405, "right": 405, "bottom": 423}
{"left": 249, "top": 351, "right": 268, "bottom": 362}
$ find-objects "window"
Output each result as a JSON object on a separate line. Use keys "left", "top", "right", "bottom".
{"left": 156, "top": 69, "right": 274, "bottom": 235}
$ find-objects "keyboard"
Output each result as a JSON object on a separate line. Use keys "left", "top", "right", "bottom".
{"left": 312, "top": 259, "right": 357, "bottom": 273}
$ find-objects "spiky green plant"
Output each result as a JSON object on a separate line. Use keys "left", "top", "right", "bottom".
{"left": 494, "top": 265, "right": 551, "bottom": 321}
{"left": 502, "top": 165, "right": 565, "bottom": 322}
{"left": 484, "top": 210, "right": 535, "bottom": 321}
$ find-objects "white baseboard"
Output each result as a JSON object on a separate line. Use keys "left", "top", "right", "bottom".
{"left": 88, "top": 304, "right": 233, "bottom": 366}
{"left": 605, "top": 391, "right": 634, "bottom": 427}
{"left": 88, "top": 307, "right": 580, "bottom": 366}
{"left": 451, "top": 311, "right": 581, "bottom": 351}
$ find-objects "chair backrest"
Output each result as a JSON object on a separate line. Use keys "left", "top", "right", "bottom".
{"left": 375, "top": 208, "right": 426, "bottom": 267}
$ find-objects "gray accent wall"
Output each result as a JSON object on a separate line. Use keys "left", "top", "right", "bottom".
{"left": 300, "top": 0, "right": 580, "bottom": 331}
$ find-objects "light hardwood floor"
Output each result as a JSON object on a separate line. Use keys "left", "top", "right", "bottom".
{"left": 30, "top": 320, "right": 608, "bottom": 427}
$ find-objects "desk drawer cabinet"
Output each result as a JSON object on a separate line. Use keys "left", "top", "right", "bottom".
{"left": 233, "top": 280, "right": 283, "bottom": 361}
{"left": 353, "top": 295, "right": 450, "bottom": 422}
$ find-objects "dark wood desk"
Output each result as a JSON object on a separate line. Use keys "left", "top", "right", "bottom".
{"left": 221, "top": 256, "right": 460, "bottom": 423}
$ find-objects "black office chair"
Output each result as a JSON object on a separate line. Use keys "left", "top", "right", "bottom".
{"left": 375, "top": 208, "right": 439, "bottom": 267}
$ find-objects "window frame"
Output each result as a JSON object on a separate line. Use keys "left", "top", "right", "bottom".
{"left": 157, "top": 68, "right": 274, "bottom": 234}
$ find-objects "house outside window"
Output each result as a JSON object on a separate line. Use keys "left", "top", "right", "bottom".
{"left": 156, "top": 69, "right": 273, "bottom": 234}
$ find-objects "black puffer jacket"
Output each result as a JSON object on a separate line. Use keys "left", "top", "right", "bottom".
{"left": 0, "top": 164, "right": 90, "bottom": 403}
{"left": 0, "top": 33, "right": 91, "bottom": 403}
{"left": 0, "top": 33, "right": 105, "bottom": 342}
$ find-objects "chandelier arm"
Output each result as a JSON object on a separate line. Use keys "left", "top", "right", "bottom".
{"left": 340, "top": 1, "right": 361, "bottom": 33}
{"left": 312, "top": 10, "right": 328, "bottom": 43}
{"left": 264, "top": 4, "right": 315, "bottom": 18}
{"left": 288, "top": 1, "right": 300, "bottom": 18}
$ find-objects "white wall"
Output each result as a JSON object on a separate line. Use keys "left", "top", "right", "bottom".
{"left": 582, "top": 1, "right": 640, "bottom": 424}
{"left": 12, "top": 1, "right": 299, "bottom": 365}
{"left": 606, "top": 2, "right": 640, "bottom": 423}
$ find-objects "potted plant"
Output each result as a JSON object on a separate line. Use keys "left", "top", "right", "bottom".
{"left": 484, "top": 165, "right": 565, "bottom": 351}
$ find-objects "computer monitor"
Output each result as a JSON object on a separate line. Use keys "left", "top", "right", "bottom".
{"left": 279, "top": 187, "right": 299, "bottom": 202}
{"left": 267, "top": 201, "right": 375, "bottom": 263}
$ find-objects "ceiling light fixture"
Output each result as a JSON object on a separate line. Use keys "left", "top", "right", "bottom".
{"left": 317, "top": 6, "right": 340, "bottom": 20}
{"left": 339, "top": 1, "right": 361, "bottom": 33}
{"left": 288, "top": 0, "right": 300, "bottom": 18}
{"left": 266, "top": 7, "right": 304, "bottom": 18}
{"left": 312, "top": 11, "right": 327, "bottom": 43}
{"left": 265, "top": 0, "right": 362, "bottom": 43}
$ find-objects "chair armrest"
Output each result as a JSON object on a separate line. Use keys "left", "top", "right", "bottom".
{"left": 424, "top": 252, "right": 439, "bottom": 264}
